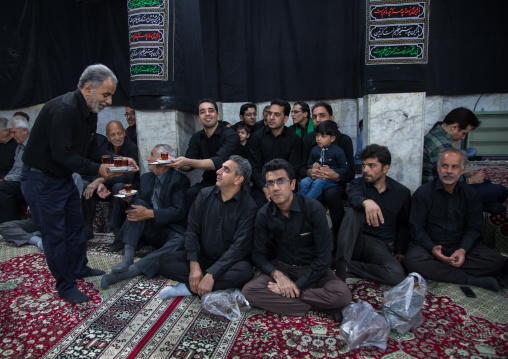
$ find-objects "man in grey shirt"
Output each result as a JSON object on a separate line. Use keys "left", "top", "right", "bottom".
{"left": 0, "top": 115, "right": 30, "bottom": 224}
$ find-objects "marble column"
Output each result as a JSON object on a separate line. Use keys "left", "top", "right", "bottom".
{"left": 363, "top": 93, "right": 426, "bottom": 192}
{"left": 136, "top": 109, "right": 201, "bottom": 185}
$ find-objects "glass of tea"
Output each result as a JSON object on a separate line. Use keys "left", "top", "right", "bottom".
{"left": 125, "top": 184, "right": 132, "bottom": 193}
{"left": 113, "top": 157, "right": 123, "bottom": 167}
{"left": 102, "top": 155, "right": 111, "bottom": 164}
{"left": 122, "top": 157, "right": 129, "bottom": 166}
{"left": 161, "top": 152, "right": 168, "bottom": 161}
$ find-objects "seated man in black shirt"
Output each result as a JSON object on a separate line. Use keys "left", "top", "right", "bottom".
{"left": 302, "top": 102, "right": 355, "bottom": 239}
{"left": 81, "top": 120, "right": 139, "bottom": 237}
{"left": 249, "top": 99, "right": 303, "bottom": 207}
{"left": 158, "top": 155, "right": 257, "bottom": 298}
{"left": 101, "top": 144, "right": 189, "bottom": 289}
{"left": 335, "top": 144, "right": 411, "bottom": 285}
{"left": 231, "top": 102, "right": 265, "bottom": 133}
{"left": 406, "top": 148, "right": 506, "bottom": 292}
{"left": 0, "top": 117, "right": 17, "bottom": 179}
{"left": 167, "top": 99, "right": 239, "bottom": 208}
{"left": 242, "top": 159, "right": 352, "bottom": 322}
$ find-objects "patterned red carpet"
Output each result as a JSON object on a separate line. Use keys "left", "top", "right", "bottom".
{"left": 481, "top": 161, "right": 508, "bottom": 236}
{"left": 1, "top": 238, "right": 507, "bottom": 358}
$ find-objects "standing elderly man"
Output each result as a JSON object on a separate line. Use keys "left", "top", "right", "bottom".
{"left": 21, "top": 64, "right": 139, "bottom": 303}
{"left": 101, "top": 144, "right": 189, "bottom": 289}
{"left": 243, "top": 159, "right": 352, "bottom": 322}
{"left": 406, "top": 148, "right": 506, "bottom": 291}
{"left": 0, "top": 117, "right": 17, "bottom": 178}
{"left": 81, "top": 120, "right": 139, "bottom": 237}
{"left": 158, "top": 155, "right": 257, "bottom": 298}
{"left": 0, "top": 116, "right": 31, "bottom": 224}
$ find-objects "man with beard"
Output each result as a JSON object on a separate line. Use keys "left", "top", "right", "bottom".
{"left": 406, "top": 148, "right": 506, "bottom": 292}
{"left": 334, "top": 144, "right": 411, "bottom": 285}
{"left": 124, "top": 104, "right": 137, "bottom": 143}
{"left": 21, "top": 64, "right": 139, "bottom": 303}
{"left": 167, "top": 99, "right": 239, "bottom": 207}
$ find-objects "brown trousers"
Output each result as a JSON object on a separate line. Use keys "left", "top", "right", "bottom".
{"left": 242, "top": 260, "right": 352, "bottom": 317}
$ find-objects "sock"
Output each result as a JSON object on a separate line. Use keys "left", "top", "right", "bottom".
{"left": 28, "top": 236, "right": 44, "bottom": 250}
{"left": 111, "top": 244, "right": 135, "bottom": 273}
{"left": 101, "top": 265, "right": 141, "bottom": 289}
{"left": 466, "top": 275, "right": 500, "bottom": 292}
{"left": 61, "top": 290, "right": 90, "bottom": 303}
{"left": 159, "top": 283, "right": 192, "bottom": 299}
{"left": 80, "top": 267, "right": 106, "bottom": 278}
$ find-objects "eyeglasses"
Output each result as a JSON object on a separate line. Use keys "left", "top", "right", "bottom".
{"left": 265, "top": 179, "right": 291, "bottom": 188}
{"left": 124, "top": 112, "right": 135, "bottom": 117}
{"left": 291, "top": 110, "right": 302, "bottom": 114}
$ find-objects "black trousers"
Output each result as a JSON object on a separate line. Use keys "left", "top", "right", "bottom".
{"left": 158, "top": 250, "right": 254, "bottom": 295}
{"left": 0, "top": 180, "right": 26, "bottom": 224}
{"left": 405, "top": 244, "right": 505, "bottom": 284}
{"left": 336, "top": 210, "right": 405, "bottom": 286}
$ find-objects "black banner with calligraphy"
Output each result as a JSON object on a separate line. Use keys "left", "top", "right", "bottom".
{"left": 0, "top": 0, "right": 507, "bottom": 110}
{"left": 366, "top": 0, "right": 430, "bottom": 65}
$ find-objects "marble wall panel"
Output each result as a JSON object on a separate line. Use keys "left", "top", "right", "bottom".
{"left": 364, "top": 93, "right": 426, "bottom": 192}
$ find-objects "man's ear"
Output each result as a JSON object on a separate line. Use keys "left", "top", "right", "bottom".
{"left": 235, "top": 175, "right": 244, "bottom": 186}
{"left": 83, "top": 82, "right": 93, "bottom": 96}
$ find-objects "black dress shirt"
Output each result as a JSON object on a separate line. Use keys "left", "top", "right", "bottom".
{"left": 23, "top": 89, "right": 109, "bottom": 177}
{"left": 348, "top": 176, "right": 411, "bottom": 254}
{"left": 0, "top": 138, "right": 17, "bottom": 178}
{"left": 410, "top": 178, "right": 484, "bottom": 254}
{"left": 185, "top": 122, "right": 240, "bottom": 183}
{"left": 251, "top": 193, "right": 331, "bottom": 290}
{"left": 249, "top": 126, "right": 303, "bottom": 189}
{"left": 302, "top": 130, "right": 355, "bottom": 183}
{"left": 185, "top": 185, "right": 257, "bottom": 279}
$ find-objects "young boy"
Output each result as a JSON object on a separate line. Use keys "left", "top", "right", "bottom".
{"left": 299, "top": 120, "right": 349, "bottom": 199}
{"left": 236, "top": 122, "right": 251, "bottom": 159}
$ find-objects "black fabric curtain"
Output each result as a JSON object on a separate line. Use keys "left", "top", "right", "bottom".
{"left": 0, "top": 0, "right": 130, "bottom": 110}
{"left": 0, "top": 0, "right": 507, "bottom": 111}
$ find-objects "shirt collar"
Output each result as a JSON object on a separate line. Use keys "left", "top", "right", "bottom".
{"left": 433, "top": 176, "right": 460, "bottom": 195}
{"left": 365, "top": 176, "right": 394, "bottom": 192}
{"left": 199, "top": 122, "right": 225, "bottom": 138}
{"left": 156, "top": 169, "right": 170, "bottom": 184}
{"left": 433, "top": 125, "right": 454, "bottom": 142}
{"left": 269, "top": 192, "right": 302, "bottom": 216}
{"left": 213, "top": 185, "right": 243, "bottom": 203}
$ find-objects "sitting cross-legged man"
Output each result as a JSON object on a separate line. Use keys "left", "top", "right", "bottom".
{"left": 406, "top": 148, "right": 506, "bottom": 292}
{"left": 242, "top": 159, "right": 352, "bottom": 323}
{"left": 334, "top": 144, "right": 411, "bottom": 286}
{"left": 101, "top": 144, "right": 190, "bottom": 289}
{"left": 158, "top": 155, "right": 257, "bottom": 299}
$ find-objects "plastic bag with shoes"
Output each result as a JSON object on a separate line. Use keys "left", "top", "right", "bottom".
{"left": 339, "top": 301, "right": 391, "bottom": 350}
{"left": 201, "top": 288, "right": 251, "bottom": 321}
{"left": 382, "top": 272, "right": 427, "bottom": 334}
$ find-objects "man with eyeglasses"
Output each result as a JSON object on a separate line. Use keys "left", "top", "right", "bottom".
{"left": 243, "top": 158, "right": 351, "bottom": 323}
{"left": 231, "top": 103, "right": 265, "bottom": 133}
{"left": 249, "top": 99, "right": 303, "bottom": 207}
{"left": 335, "top": 144, "right": 411, "bottom": 286}
{"left": 124, "top": 104, "right": 137, "bottom": 144}
{"left": 289, "top": 101, "right": 313, "bottom": 138}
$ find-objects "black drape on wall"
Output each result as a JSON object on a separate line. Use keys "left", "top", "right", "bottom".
{"left": 0, "top": 0, "right": 130, "bottom": 110}
{"left": 0, "top": 0, "right": 507, "bottom": 110}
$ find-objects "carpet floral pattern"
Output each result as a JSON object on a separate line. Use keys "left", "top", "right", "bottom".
{"left": 1, "top": 241, "right": 507, "bottom": 358}
{"left": 478, "top": 161, "right": 508, "bottom": 236}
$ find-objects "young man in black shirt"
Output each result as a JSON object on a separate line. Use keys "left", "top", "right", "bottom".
{"left": 158, "top": 155, "right": 257, "bottom": 298}
{"left": 249, "top": 99, "right": 303, "bottom": 207}
{"left": 243, "top": 158, "right": 351, "bottom": 322}
{"left": 167, "top": 99, "right": 239, "bottom": 207}
{"left": 406, "top": 148, "right": 506, "bottom": 292}
{"left": 335, "top": 144, "right": 411, "bottom": 285}
{"left": 21, "top": 64, "right": 139, "bottom": 303}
